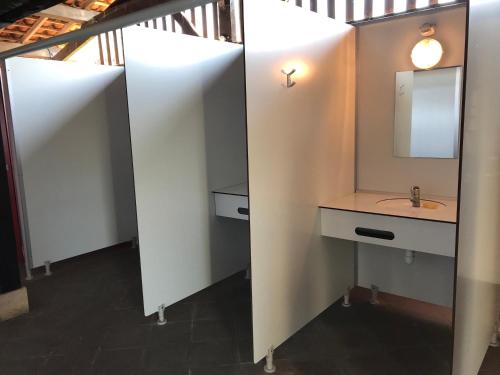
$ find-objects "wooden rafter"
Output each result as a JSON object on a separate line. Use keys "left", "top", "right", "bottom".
{"left": 82, "top": 0, "right": 97, "bottom": 10}
{"left": 21, "top": 17, "right": 48, "bottom": 43}
{"left": 172, "top": 13, "right": 200, "bottom": 36}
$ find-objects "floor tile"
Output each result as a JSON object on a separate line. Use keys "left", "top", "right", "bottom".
{"left": 143, "top": 342, "right": 189, "bottom": 370}
{"left": 0, "top": 358, "right": 44, "bottom": 375}
{"left": 149, "top": 321, "right": 191, "bottom": 345}
{"left": 102, "top": 324, "right": 152, "bottom": 349}
{"left": 188, "top": 340, "right": 237, "bottom": 367}
{"left": 192, "top": 320, "right": 234, "bottom": 342}
{"left": 92, "top": 348, "right": 144, "bottom": 375}
{"left": 195, "top": 302, "right": 233, "bottom": 321}
{"left": 0, "top": 245, "right": 457, "bottom": 375}
{"left": 480, "top": 346, "right": 500, "bottom": 370}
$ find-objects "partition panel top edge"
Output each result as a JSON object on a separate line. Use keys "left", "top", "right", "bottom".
{"left": 243, "top": 0, "right": 357, "bottom": 362}
{"left": 6, "top": 57, "right": 136, "bottom": 268}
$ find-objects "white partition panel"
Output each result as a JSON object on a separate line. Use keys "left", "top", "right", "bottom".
{"left": 123, "top": 27, "right": 249, "bottom": 316}
{"left": 7, "top": 58, "right": 137, "bottom": 267}
{"left": 453, "top": 1, "right": 500, "bottom": 374}
{"left": 244, "top": 0, "right": 356, "bottom": 362}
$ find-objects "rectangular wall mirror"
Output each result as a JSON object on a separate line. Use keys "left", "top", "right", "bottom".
{"left": 394, "top": 66, "right": 463, "bottom": 159}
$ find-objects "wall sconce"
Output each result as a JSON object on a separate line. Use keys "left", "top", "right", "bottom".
{"left": 281, "top": 68, "right": 296, "bottom": 88}
{"left": 411, "top": 23, "right": 443, "bottom": 70}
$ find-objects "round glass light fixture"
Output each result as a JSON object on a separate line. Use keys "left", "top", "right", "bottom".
{"left": 411, "top": 35, "right": 443, "bottom": 70}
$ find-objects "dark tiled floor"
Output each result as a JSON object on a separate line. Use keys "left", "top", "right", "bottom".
{"left": 479, "top": 346, "right": 500, "bottom": 375}
{"left": 0, "top": 244, "right": 454, "bottom": 374}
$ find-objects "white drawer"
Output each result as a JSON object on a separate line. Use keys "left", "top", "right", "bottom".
{"left": 320, "top": 208, "right": 456, "bottom": 257}
{"left": 214, "top": 193, "right": 249, "bottom": 220}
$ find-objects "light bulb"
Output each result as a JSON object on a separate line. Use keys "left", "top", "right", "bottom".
{"left": 411, "top": 38, "right": 443, "bottom": 70}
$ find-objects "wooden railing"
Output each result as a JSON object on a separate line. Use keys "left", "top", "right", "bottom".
{"left": 135, "top": 0, "right": 242, "bottom": 42}
{"left": 91, "top": 0, "right": 466, "bottom": 66}
{"left": 290, "top": 0, "right": 466, "bottom": 23}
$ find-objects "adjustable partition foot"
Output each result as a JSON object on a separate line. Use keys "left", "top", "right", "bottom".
{"left": 131, "top": 236, "right": 139, "bottom": 249}
{"left": 157, "top": 304, "right": 167, "bottom": 326}
{"left": 44, "top": 261, "right": 52, "bottom": 276}
{"left": 342, "top": 286, "right": 352, "bottom": 308}
{"left": 370, "top": 285, "right": 379, "bottom": 305}
{"left": 490, "top": 323, "right": 499, "bottom": 347}
{"left": 264, "top": 346, "right": 276, "bottom": 373}
{"left": 25, "top": 269, "right": 33, "bottom": 281}
{"left": 245, "top": 264, "right": 251, "bottom": 280}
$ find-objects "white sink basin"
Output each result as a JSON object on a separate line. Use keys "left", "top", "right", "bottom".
{"left": 376, "top": 198, "right": 447, "bottom": 210}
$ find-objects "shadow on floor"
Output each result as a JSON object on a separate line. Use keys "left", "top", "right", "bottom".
{"left": 0, "top": 244, "right": 454, "bottom": 375}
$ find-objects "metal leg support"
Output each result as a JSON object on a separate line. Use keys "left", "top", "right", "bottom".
{"left": 264, "top": 346, "right": 276, "bottom": 373}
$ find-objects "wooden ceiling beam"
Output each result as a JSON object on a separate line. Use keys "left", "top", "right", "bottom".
{"left": 171, "top": 12, "right": 199, "bottom": 36}
{"left": 82, "top": 0, "right": 97, "bottom": 10}
{"left": 36, "top": 4, "right": 99, "bottom": 23}
{"left": 21, "top": 17, "right": 49, "bottom": 44}
{"left": 59, "top": 22, "right": 76, "bottom": 34}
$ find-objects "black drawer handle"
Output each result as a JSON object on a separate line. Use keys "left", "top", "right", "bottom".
{"left": 237, "top": 207, "right": 249, "bottom": 215}
{"left": 355, "top": 227, "right": 394, "bottom": 240}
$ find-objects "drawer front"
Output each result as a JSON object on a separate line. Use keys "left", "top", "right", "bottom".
{"left": 214, "top": 194, "right": 249, "bottom": 220}
{"left": 320, "top": 208, "right": 456, "bottom": 257}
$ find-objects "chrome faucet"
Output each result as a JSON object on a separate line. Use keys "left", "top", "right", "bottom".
{"left": 410, "top": 186, "right": 421, "bottom": 207}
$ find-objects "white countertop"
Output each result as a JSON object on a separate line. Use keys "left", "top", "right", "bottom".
{"left": 320, "top": 191, "right": 457, "bottom": 223}
{"left": 213, "top": 183, "right": 248, "bottom": 197}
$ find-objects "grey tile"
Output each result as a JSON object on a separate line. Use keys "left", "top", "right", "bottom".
{"left": 92, "top": 348, "right": 144, "bottom": 375}
{"left": 195, "top": 302, "right": 232, "bottom": 321}
{"left": 0, "top": 316, "right": 33, "bottom": 342}
{"left": 102, "top": 324, "right": 152, "bottom": 349}
{"left": 144, "top": 342, "right": 189, "bottom": 370}
{"left": 192, "top": 320, "right": 234, "bottom": 342}
{"left": 0, "top": 337, "right": 52, "bottom": 361}
{"left": 188, "top": 340, "right": 237, "bottom": 367}
{"left": 0, "top": 358, "right": 44, "bottom": 375}
{"left": 388, "top": 346, "right": 451, "bottom": 375}
{"left": 149, "top": 321, "right": 191, "bottom": 345}
{"left": 166, "top": 302, "right": 193, "bottom": 322}
{"left": 339, "top": 351, "right": 402, "bottom": 375}
{"left": 480, "top": 346, "right": 500, "bottom": 371}
{"left": 237, "top": 338, "right": 253, "bottom": 364}
{"left": 39, "top": 355, "right": 93, "bottom": 375}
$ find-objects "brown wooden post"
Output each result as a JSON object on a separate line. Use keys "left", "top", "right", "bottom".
{"left": 310, "top": 0, "right": 318, "bottom": 12}
{"left": 364, "top": 0, "right": 373, "bottom": 19}
{"left": 201, "top": 5, "right": 208, "bottom": 38}
{"left": 97, "top": 34, "right": 104, "bottom": 65}
{"left": 327, "top": 0, "right": 336, "bottom": 18}
{"left": 385, "top": 0, "right": 394, "bottom": 14}
{"left": 407, "top": 0, "right": 417, "bottom": 11}
{"left": 212, "top": 2, "right": 220, "bottom": 40}
{"left": 346, "top": 0, "right": 354, "bottom": 22}
{"left": 105, "top": 31, "right": 112, "bottom": 65}
{"left": 218, "top": 0, "right": 232, "bottom": 41}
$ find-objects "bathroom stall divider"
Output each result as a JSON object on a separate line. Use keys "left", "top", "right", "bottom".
{"left": 6, "top": 58, "right": 138, "bottom": 269}
{"left": 123, "top": 0, "right": 356, "bottom": 363}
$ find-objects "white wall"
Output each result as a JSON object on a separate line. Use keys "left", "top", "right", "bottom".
{"left": 123, "top": 28, "right": 249, "bottom": 316}
{"left": 453, "top": 0, "right": 500, "bottom": 373}
{"left": 357, "top": 244, "right": 454, "bottom": 306}
{"left": 7, "top": 57, "right": 137, "bottom": 268}
{"left": 355, "top": 8, "right": 466, "bottom": 307}
{"left": 357, "top": 7, "right": 466, "bottom": 196}
{"left": 244, "top": 0, "right": 356, "bottom": 362}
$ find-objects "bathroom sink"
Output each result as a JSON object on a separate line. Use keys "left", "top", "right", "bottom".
{"left": 376, "top": 198, "right": 446, "bottom": 210}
